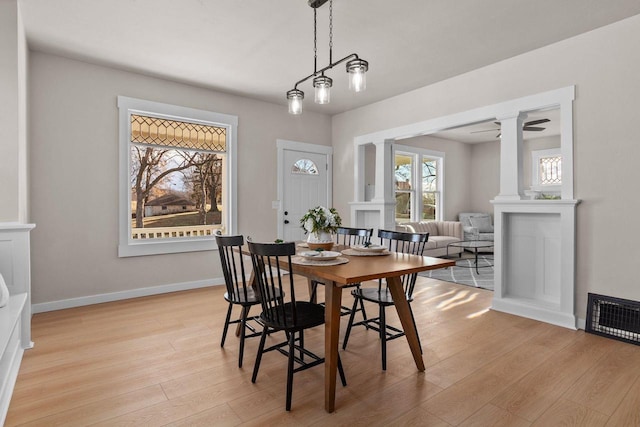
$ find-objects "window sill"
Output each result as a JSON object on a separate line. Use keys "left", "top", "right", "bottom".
{"left": 118, "top": 238, "right": 218, "bottom": 257}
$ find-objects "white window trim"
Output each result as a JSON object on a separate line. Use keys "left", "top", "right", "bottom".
{"left": 531, "top": 147, "right": 561, "bottom": 193}
{"left": 117, "top": 96, "right": 238, "bottom": 257}
{"left": 393, "top": 144, "right": 445, "bottom": 221}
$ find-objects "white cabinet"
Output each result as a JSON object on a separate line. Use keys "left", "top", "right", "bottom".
{"left": 0, "top": 223, "right": 35, "bottom": 425}
{"left": 491, "top": 201, "right": 578, "bottom": 329}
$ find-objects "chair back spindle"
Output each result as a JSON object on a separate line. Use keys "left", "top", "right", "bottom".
{"left": 216, "top": 234, "right": 251, "bottom": 302}
{"left": 335, "top": 226, "right": 373, "bottom": 246}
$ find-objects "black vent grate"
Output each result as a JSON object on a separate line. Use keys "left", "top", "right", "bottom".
{"left": 586, "top": 293, "right": 640, "bottom": 346}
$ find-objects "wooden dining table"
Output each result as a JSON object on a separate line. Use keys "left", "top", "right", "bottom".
{"left": 243, "top": 243, "right": 455, "bottom": 412}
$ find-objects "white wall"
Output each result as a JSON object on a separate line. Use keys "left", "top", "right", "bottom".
{"left": 29, "top": 52, "right": 331, "bottom": 305}
{"left": 332, "top": 14, "right": 640, "bottom": 318}
{"left": 0, "top": 0, "right": 28, "bottom": 223}
{"left": 469, "top": 141, "right": 500, "bottom": 214}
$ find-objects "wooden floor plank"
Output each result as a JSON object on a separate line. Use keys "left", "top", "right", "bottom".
{"left": 14, "top": 385, "right": 168, "bottom": 427}
{"left": 605, "top": 376, "right": 640, "bottom": 427}
{"left": 531, "top": 398, "right": 609, "bottom": 427}
{"left": 490, "top": 333, "right": 617, "bottom": 422}
{"left": 458, "top": 403, "right": 531, "bottom": 427}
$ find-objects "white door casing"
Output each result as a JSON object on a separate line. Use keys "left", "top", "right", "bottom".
{"left": 277, "top": 140, "right": 332, "bottom": 241}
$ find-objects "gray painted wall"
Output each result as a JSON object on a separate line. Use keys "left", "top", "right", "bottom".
{"left": 28, "top": 52, "right": 331, "bottom": 304}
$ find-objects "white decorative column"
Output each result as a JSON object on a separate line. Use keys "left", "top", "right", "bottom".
{"left": 350, "top": 139, "right": 396, "bottom": 232}
{"left": 495, "top": 112, "right": 526, "bottom": 201}
{"left": 0, "top": 223, "right": 35, "bottom": 425}
{"left": 372, "top": 140, "right": 394, "bottom": 203}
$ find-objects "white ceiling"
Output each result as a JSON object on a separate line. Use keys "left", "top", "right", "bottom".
{"left": 19, "top": 0, "right": 640, "bottom": 115}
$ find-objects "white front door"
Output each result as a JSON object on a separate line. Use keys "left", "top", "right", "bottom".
{"left": 278, "top": 141, "right": 332, "bottom": 242}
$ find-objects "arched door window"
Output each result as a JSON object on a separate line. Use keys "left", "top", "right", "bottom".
{"left": 292, "top": 159, "right": 319, "bottom": 175}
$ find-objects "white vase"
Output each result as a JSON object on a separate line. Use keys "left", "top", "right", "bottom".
{"left": 0, "top": 273, "right": 9, "bottom": 308}
{"left": 307, "top": 231, "right": 333, "bottom": 243}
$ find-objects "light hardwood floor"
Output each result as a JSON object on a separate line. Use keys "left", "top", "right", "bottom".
{"left": 6, "top": 276, "right": 640, "bottom": 426}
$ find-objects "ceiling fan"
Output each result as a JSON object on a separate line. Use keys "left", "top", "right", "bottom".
{"left": 471, "top": 118, "right": 550, "bottom": 138}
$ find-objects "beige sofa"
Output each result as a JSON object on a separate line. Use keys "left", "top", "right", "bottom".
{"left": 396, "top": 220, "right": 463, "bottom": 257}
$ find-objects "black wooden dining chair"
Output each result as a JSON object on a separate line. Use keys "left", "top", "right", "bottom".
{"left": 309, "top": 226, "right": 373, "bottom": 318}
{"left": 342, "top": 229, "right": 429, "bottom": 370}
{"left": 248, "top": 240, "right": 347, "bottom": 411}
{"left": 216, "top": 234, "right": 276, "bottom": 368}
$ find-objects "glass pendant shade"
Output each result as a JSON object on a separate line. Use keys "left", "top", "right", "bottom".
{"left": 313, "top": 75, "right": 332, "bottom": 104}
{"left": 287, "top": 89, "right": 304, "bottom": 115}
{"left": 347, "top": 58, "right": 368, "bottom": 92}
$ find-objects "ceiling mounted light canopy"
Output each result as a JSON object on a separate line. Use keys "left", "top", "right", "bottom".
{"left": 287, "top": 0, "right": 369, "bottom": 115}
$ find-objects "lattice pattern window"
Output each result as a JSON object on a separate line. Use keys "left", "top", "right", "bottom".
{"left": 118, "top": 96, "right": 237, "bottom": 257}
{"left": 131, "top": 114, "right": 226, "bottom": 152}
{"left": 539, "top": 155, "right": 562, "bottom": 185}
{"left": 292, "top": 159, "right": 318, "bottom": 175}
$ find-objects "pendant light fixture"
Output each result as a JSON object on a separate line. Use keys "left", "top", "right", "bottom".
{"left": 286, "top": 0, "right": 369, "bottom": 115}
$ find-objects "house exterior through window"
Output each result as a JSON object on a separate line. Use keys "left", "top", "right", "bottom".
{"left": 394, "top": 146, "right": 443, "bottom": 223}
{"left": 118, "top": 96, "right": 238, "bottom": 257}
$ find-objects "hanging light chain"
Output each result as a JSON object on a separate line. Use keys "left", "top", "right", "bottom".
{"left": 313, "top": 6, "right": 318, "bottom": 74}
{"left": 329, "top": 0, "right": 333, "bottom": 64}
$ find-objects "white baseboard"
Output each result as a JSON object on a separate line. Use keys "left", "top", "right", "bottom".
{"left": 491, "top": 297, "right": 577, "bottom": 330}
{"left": 32, "top": 278, "right": 225, "bottom": 313}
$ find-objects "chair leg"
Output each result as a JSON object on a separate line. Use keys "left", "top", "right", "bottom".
{"left": 337, "top": 354, "right": 347, "bottom": 387}
{"left": 251, "top": 327, "right": 268, "bottom": 383}
{"left": 357, "top": 286, "right": 369, "bottom": 329}
{"left": 380, "top": 305, "right": 387, "bottom": 371}
{"left": 299, "top": 330, "right": 305, "bottom": 362}
{"left": 342, "top": 296, "right": 360, "bottom": 350}
{"left": 286, "top": 331, "right": 296, "bottom": 411}
{"left": 309, "top": 281, "right": 318, "bottom": 303}
{"left": 238, "top": 305, "right": 250, "bottom": 368}
{"left": 221, "top": 302, "right": 233, "bottom": 347}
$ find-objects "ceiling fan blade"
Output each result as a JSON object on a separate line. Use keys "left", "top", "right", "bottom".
{"left": 523, "top": 126, "right": 546, "bottom": 131}
{"left": 524, "top": 118, "right": 550, "bottom": 126}
{"left": 470, "top": 128, "right": 500, "bottom": 134}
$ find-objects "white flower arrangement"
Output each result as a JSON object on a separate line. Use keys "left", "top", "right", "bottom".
{"left": 300, "top": 206, "right": 342, "bottom": 235}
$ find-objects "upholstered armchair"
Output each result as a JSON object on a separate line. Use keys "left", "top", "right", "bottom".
{"left": 458, "top": 213, "right": 494, "bottom": 242}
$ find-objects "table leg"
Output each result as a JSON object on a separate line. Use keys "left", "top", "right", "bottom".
{"left": 386, "top": 275, "right": 425, "bottom": 371}
{"left": 474, "top": 248, "right": 479, "bottom": 274}
{"left": 324, "top": 280, "right": 342, "bottom": 412}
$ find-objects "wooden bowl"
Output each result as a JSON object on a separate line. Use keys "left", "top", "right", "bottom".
{"left": 307, "top": 242, "right": 334, "bottom": 251}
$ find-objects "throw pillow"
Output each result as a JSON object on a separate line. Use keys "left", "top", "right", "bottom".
{"left": 469, "top": 216, "right": 493, "bottom": 233}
